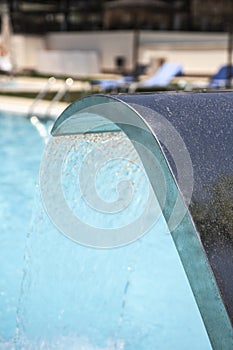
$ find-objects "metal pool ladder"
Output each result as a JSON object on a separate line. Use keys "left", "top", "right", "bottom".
{"left": 27, "top": 76, "right": 74, "bottom": 120}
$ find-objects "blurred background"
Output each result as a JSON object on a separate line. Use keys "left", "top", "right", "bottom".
{"left": 0, "top": 0, "right": 233, "bottom": 97}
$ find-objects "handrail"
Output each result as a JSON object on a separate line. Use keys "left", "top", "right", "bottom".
{"left": 27, "top": 76, "right": 56, "bottom": 119}
{"left": 27, "top": 77, "right": 73, "bottom": 120}
{"left": 45, "top": 78, "right": 73, "bottom": 118}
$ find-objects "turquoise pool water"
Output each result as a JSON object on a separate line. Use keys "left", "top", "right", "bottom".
{"left": 0, "top": 113, "right": 45, "bottom": 342}
{"left": 0, "top": 112, "right": 212, "bottom": 349}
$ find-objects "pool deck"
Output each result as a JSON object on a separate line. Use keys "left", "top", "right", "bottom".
{"left": 0, "top": 95, "right": 69, "bottom": 119}
{"left": 0, "top": 75, "right": 91, "bottom": 119}
{"left": 0, "top": 75, "right": 92, "bottom": 92}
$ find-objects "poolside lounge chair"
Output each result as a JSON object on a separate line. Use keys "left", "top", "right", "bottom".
{"left": 129, "top": 62, "right": 183, "bottom": 92}
{"left": 90, "top": 75, "right": 133, "bottom": 92}
{"left": 209, "top": 65, "right": 233, "bottom": 89}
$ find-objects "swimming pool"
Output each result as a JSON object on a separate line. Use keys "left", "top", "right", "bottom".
{"left": 0, "top": 107, "right": 216, "bottom": 350}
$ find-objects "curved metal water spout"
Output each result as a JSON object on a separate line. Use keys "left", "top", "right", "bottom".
{"left": 42, "top": 92, "right": 233, "bottom": 349}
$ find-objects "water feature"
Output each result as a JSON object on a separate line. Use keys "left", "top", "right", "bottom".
{"left": 1, "top": 92, "right": 232, "bottom": 349}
